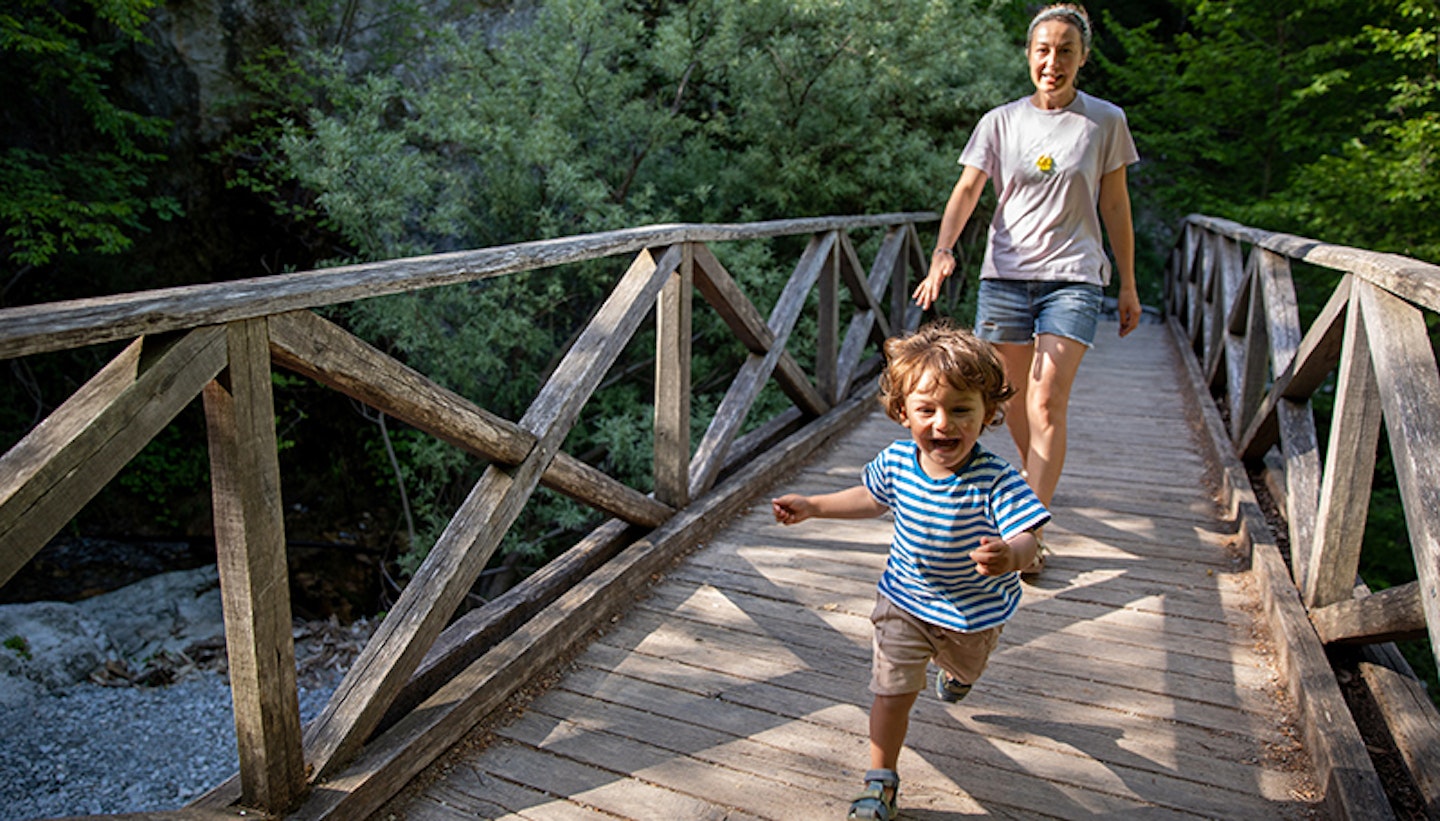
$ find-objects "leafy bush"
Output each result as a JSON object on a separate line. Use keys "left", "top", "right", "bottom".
{"left": 238, "top": 0, "right": 1024, "bottom": 572}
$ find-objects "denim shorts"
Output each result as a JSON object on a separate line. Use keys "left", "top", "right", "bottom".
{"left": 974, "top": 279, "right": 1105, "bottom": 347}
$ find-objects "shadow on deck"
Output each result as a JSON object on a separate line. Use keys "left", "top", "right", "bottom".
{"left": 376, "top": 321, "right": 1323, "bottom": 820}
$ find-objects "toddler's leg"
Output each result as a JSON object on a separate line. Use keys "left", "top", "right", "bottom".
{"left": 868, "top": 691, "right": 919, "bottom": 770}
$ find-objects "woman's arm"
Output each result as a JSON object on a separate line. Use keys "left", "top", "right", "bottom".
{"left": 915, "top": 165, "right": 989, "bottom": 311}
{"left": 1098, "top": 165, "right": 1141, "bottom": 337}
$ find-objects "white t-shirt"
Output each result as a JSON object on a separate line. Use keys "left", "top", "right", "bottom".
{"left": 959, "top": 91, "right": 1139, "bottom": 285}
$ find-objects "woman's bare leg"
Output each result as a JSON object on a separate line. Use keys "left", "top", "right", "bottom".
{"left": 993, "top": 341, "right": 1036, "bottom": 475}
{"left": 1019, "top": 333, "right": 1088, "bottom": 508}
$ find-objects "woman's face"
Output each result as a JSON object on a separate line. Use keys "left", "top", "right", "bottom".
{"left": 1027, "top": 19, "right": 1087, "bottom": 98}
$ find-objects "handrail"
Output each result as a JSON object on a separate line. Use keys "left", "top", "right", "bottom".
{"left": 1163, "top": 213, "right": 1440, "bottom": 816}
{"left": 0, "top": 213, "right": 937, "bottom": 816}
{"left": 0, "top": 213, "right": 935, "bottom": 361}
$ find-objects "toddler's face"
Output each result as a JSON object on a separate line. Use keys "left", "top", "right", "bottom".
{"left": 899, "top": 372, "right": 992, "bottom": 478}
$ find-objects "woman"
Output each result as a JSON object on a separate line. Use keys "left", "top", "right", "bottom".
{"left": 914, "top": 2, "right": 1140, "bottom": 575}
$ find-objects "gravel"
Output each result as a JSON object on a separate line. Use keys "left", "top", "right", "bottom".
{"left": 0, "top": 674, "right": 336, "bottom": 820}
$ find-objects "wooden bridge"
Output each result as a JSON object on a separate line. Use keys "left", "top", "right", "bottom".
{"left": 2, "top": 213, "right": 1438, "bottom": 820}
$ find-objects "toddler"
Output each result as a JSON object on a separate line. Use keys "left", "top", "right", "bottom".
{"left": 772, "top": 321, "right": 1049, "bottom": 820}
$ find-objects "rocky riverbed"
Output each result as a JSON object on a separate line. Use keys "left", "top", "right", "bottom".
{"left": 0, "top": 567, "right": 374, "bottom": 819}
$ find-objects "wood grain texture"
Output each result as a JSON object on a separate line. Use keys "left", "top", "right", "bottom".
{"left": 1184, "top": 213, "right": 1440, "bottom": 313}
{"left": 300, "top": 246, "right": 682, "bottom": 782}
{"left": 1311, "top": 582, "right": 1426, "bottom": 645}
{"left": 1359, "top": 658, "right": 1440, "bottom": 816}
{"left": 1170, "top": 314, "right": 1392, "bottom": 820}
{"left": 689, "top": 233, "right": 835, "bottom": 498}
{"left": 203, "top": 320, "right": 305, "bottom": 811}
{"left": 1304, "top": 292, "right": 1381, "bottom": 609}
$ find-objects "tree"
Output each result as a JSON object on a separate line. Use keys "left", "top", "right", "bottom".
{"left": 0, "top": 0, "right": 180, "bottom": 291}
{"left": 1095, "top": 0, "right": 1439, "bottom": 264}
{"left": 255, "top": 0, "right": 1027, "bottom": 569}
{"left": 1243, "top": 0, "right": 1440, "bottom": 262}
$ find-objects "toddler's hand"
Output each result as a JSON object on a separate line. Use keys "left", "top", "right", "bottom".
{"left": 970, "top": 535, "right": 1018, "bottom": 576}
{"left": 772, "top": 494, "right": 812, "bottom": 525}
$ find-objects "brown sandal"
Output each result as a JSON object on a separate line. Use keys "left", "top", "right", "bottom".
{"left": 1021, "top": 539, "right": 1048, "bottom": 580}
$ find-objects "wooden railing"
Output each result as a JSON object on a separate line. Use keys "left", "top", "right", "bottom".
{"left": 1164, "top": 214, "right": 1440, "bottom": 818}
{"left": 0, "top": 213, "right": 934, "bottom": 817}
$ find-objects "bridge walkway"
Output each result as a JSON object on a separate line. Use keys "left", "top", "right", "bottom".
{"left": 375, "top": 320, "right": 1319, "bottom": 819}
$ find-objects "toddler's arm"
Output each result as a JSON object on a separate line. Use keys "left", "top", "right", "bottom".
{"left": 772, "top": 486, "right": 887, "bottom": 525}
{"left": 970, "top": 531, "right": 1040, "bottom": 576}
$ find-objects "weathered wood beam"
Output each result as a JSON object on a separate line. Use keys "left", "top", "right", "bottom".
{"left": 1356, "top": 280, "right": 1440, "bottom": 676}
{"left": 1237, "top": 276, "right": 1350, "bottom": 461}
{"left": 0, "top": 214, "right": 937, "bottom": 361}
{"left": 1233, "top": 251, "right": 1271, "bottom": 445}
{"left": 689, "top": 243, "right": 826, "bottom": 414}
{"left": 892, "top": 221, "right": 927, "bottom": 331}
{"left": 1304, "top": 292, "right": 1382, "bottom": 609}
{"left": 190, "top": 523, "right": 643, "bottom": 812}
{"left": 265, "top": 310, "right": 671, "bottom": 528}
{"left": 833, "top": 230, "right": 897, "bottom": 399}
{"left": 202, "top": 319, "right": 305, "bottom": 812}
{"left": 1186, "top": 229, "right": 1211, "bottom": 355}
{"left": 0, "top": 329, "right": 226, "bottom": 589}
{"left": 689, "top": 233, "right": 837, "bottom": 498}
{"left": 654, "top": 243, "right": 694, "bottom": 508}
{"left": 377, "top": 518, "right": 639, "bottom": 733}
{"left": 1311, "top": 582, "right": 1427, "bottom": 645}
{"left": 1184, "top": 213, "right": 1440, "bottom": 314}
{"left": 300, "top": 245, "right": 684, "bottom": 782}
{"left": 1255, "top": 248, "right": 1315, "bottom": 584}
{"left": 817, "top": 233, "right": 840, "bottom": 405}
{"left": 1167, "top": 314, "right": 1393, "bottom": 819}
{"left": 1358, "top": 654, "right": 1440, "bottom": 816}
{"left": 1205, "top": 236, "right": 1245, "bottom": 394}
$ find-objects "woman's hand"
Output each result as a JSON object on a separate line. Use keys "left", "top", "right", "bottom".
{"left": 1117, "top": 283, "right": 1142, "bottom": 337}
{"left": 914, "top": 252, "right": 955, "bottom": 310}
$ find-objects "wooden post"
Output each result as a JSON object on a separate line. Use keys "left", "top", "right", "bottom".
{"left": 203, "top": 318, "right": 306, "bottom": 812}
{"left": 654, "top": 243, "right": 694, "bottom": 508}
{"left": 890, "top": 226, "right": 910, "bottom": 336}
{"left": 1235, "top": 252, "right": 1271, "bottom": 445}
{"left": 1305, "top": 288, "right": 1381, "bottom": 608}
{"left": 1355, "top": 281, "right": 1440, "bottom": 676}
{"left": 816, "top": 231, "right": 840, "bottom": 405}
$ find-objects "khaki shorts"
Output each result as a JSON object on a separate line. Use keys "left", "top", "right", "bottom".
{"left": 869, "top": 593, "right": 1002, "bottom": 696}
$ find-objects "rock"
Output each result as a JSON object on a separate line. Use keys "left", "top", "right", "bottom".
{"left": 75, "top": 565, "right": 224, "bottom": 661}
{"left": 0, "top": 602, "right": 117, "bottom": 692}
{"left": 0, "top": 566, "right": 225, "bottom": 695}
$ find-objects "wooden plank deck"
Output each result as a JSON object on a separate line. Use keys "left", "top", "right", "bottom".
{"left": 375, "top": 321, "right": 1324, "bottom": 820}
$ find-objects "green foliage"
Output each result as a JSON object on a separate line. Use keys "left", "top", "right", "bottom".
{"left": 3, "top": 635, "right": 31, "bottom": 661}
{"left": 0, "top": 0, "right": 180, "bottom": 269}
{"left": 1095, "top": 0, "right": 1440, "bottom": 263}
{"left": 238, "top": 0, "right": 1025, "bottom": 572}
{"left": 1240, "top": 0, "right": 1440, "bottom": 261}
{"left": 115, "top": 413, "right": 210, "bottom": 533}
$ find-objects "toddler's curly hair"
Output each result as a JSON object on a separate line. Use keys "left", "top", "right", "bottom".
{"left": 878, "top": 321, "right": 1015, "bottom": 425}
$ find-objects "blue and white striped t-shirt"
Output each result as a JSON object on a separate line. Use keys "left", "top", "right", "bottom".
{"left": 863, "top": 440, "right": 1051, "bottom": 632}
